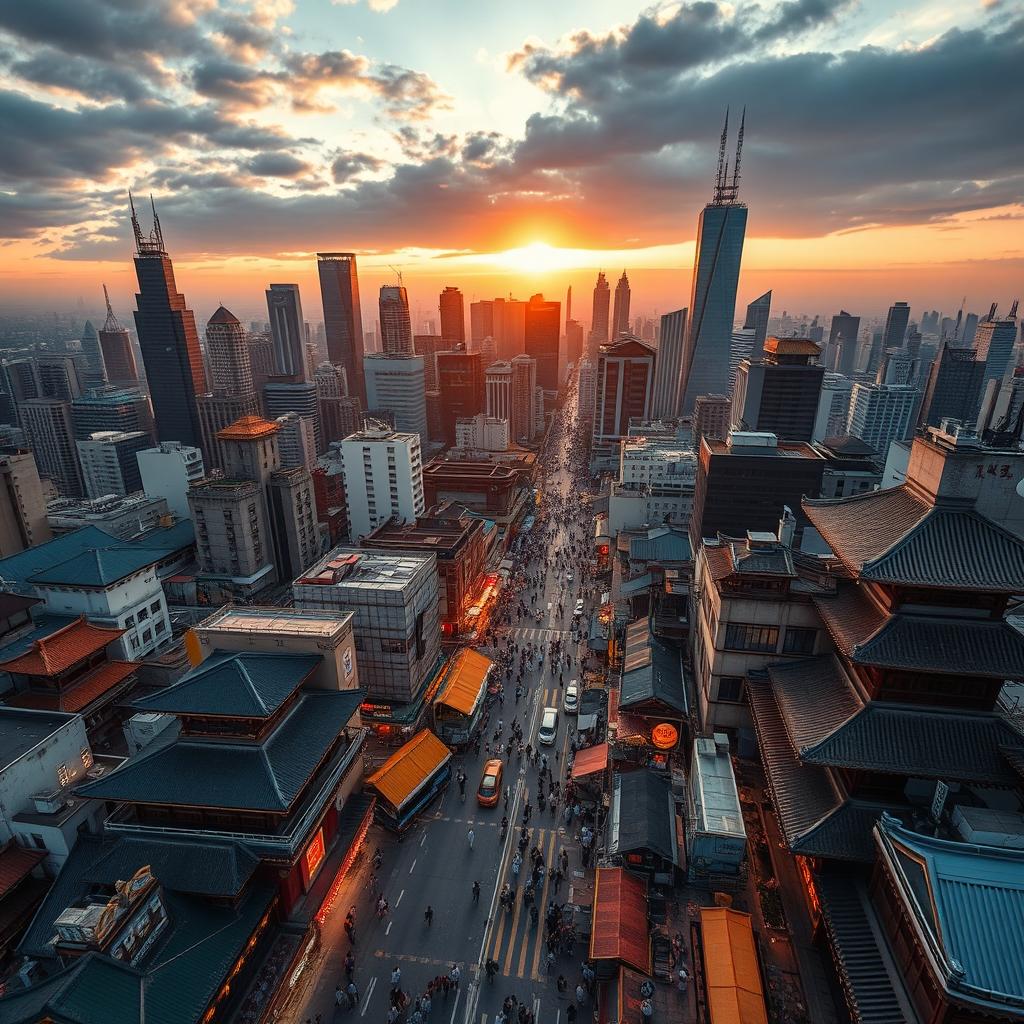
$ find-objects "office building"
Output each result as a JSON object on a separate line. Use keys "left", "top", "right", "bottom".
{"left": 651, "top": 308, "right": 687, "bottom": 418}
{"left": 578, "top": 360, "right": 598, "bottom": 424}
{"left": 317, "top": 252, "right": 365, "bottom": 404}
{"left": 593, "top": 337, "right": 655, "bottom": 450}
{"left": 247, "top": 330, "right": 276, "bottom": 394}
{"left": 732, "top": 337, "right": 825, "bottom": 442}
{"left": 266, "top": 283, "right": 309, "bottom": 380}
{"left": 0, "top": 448, "right": 52, "bottom": 555}
{"left": 379, "top": 285, "right": 413, "bottom": 355}
{"left": 197, "top": 389, "right": 259, "bottom": 473}
{"left": 437, "top": 349, "right": 484, "bottom": 445}
{"left": 439, "top": 286, "right": 465, "bottom": 342}
{"left": 315, "top": 360, "right": 348, "bottom": 399}
{"left": 590, "top": 272, "right": 610, "bottom": 354}
{"left": 71, "top": 386, "right": 153, "bottom": 442}
{"left": 319, "top": 394, "right": 363, "bottom": 446}
{"left": 338, "top": 428, "right": 424, "bottom": 541}
{"left": 693, "top": 394, "right": 731, "bottom": 444}
{"left": 882, "top": 300, "right": 911, "bottom": 351}
{"left": 690, "top": 431, "right": 826, "bottom": 546}
{"left": 812, "top": 374, "right": 854, "bottom": 443}
{"left": 363, "top": 352, "right": 427, "bottom": 439}
{"left": 20, "top": 398, "right": 83, "bottom": 497}
{"left": 137, "top": 440, "right": 204, "bottom": 520}
{"left": 98, "top": 284, "right": 138, "bottom": 385}
{"left": 455, "top": 413, "right": 509, "bottom": 452}
{"left": 130, "top": 195, "right": 207, "bottom": 447}
{"left": 78, "top": 320, "right": 106, "bottom": 387}
{"left": 611, "top": 271, "right": 631, "bottom": 341}
{"left": 37, "top": 356, "right": 83, "bottom": 402}
{"left": 510, "top": 354, "right": 538, "bottom": 442}
{"left": 76, "top": 430, "right": 150, "bottom": 498}
{"left": 205, "top": 305, "right": 254, "bottom": 397}
{"left": 917, "top": 344, "right": 985, "bottom": 429}
{"left": 263, "top": 377, "right": 319, "bottom": 445}
{"left": 876, "top": 350, "right": 916, "bottom": 386}
{"left": 295, "top": 548, "right": 440, "bottom": 731}
{"left": 275, "top": 412, "right": 318, "bottom": 471}
{"left": 470, "top": 298, "right": 526, "bottom": 362}
{"left": 413, "top": 334, "right": 449, "bottom": 391}
{"left": 827, "top": 310, "right": 861, "bottom": 376}
{"left": 974, "top": 309, "right": 1018, "bottom": 397}
{"left": 564, "top": 319, "right": 584, "bottom": 370}
{"left": 46, "top": 493, "right": 170, "bottom": 540}
{"left": 742, "top": 290, "right": 772, "bottom": 361}
{"left": 524, "top": 293, "right": 560, "bottom": 392}
{"left": 679, "top": 116, "right": 748, "bottom": 414}
{"left": 846, "top": 382, "right": 918, "bottom": 460}
{"left": 485, "top": 361, "right": 513, "bottom": 422}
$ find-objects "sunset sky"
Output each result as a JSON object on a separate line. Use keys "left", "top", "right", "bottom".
{"left": 1, "top": 0, "right": 1022, "bottom": 322}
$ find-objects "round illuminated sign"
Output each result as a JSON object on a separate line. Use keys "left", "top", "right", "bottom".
{"left": 651, "top": 723, "right": 678, "bottom": 749}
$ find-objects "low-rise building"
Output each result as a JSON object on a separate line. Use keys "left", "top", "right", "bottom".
{"left": 135, "top": 441, "right": 205, "bottom": 522}
{"left": 46, "top": 493, "right": 170, "bottom": 541}
{"left": 455, "top": 413, "right": 509, "bottom": 452}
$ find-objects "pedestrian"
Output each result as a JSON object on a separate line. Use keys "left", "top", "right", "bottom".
{"left": 557, "top": 974, "right": 568, "bottom": 994}
{"left": 449, "top": 964, "right": 461, "bottom": 989}
{"left": 335, "top": 983, "right": 345, "bottom": 1007}
{"left": 566, "top": 1005, "right": 577, "bottom": 1024}
{"left": 424, "top": 905, "right": 434, "bottom": 926}
{"left": 677, "top": 965, "right": 690, "bottom": 993}
{"left": 344, "top": 951, "right": 355, "bottom": 979}
{"left": 472, "top": 880, "right": 481, "bottom": 902}
{"left": 467, "top": 828, "right": 475, "bottom": 850}
{"left": 391, "top": 966, "right": 402, "bottom": 992}
{"left": 422, "top": 993, "right": 431, "bottom": 1019}
{"left": 576, "top": 983, "right": 586, "bottom": 1005}
{"left": 346, "top": 980, "right": 358, "bottom": 1008}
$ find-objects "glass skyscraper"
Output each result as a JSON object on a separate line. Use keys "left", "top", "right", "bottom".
{"left": 317, "top": 253, "right": 365, "bottom": 404}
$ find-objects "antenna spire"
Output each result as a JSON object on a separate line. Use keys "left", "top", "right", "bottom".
{"left": 149, "top": 194, "right": 165, "bottom": 251}
{"left": 711, "top": 107, "right": 744, "bottom": 205}
{"left": 714, "top": 107, "right": 729, "bottom": 197}
{"left": 731, "top": 106, "right": 745, "bottom": 191}
{"left": 102, "top": 284, "right": 121, "bottom": 332}
{"left": 129, "top": 189, "right": 167, "bottom": 255}
{"left": 129, "top": 190, "right": 145, "bottom": 251}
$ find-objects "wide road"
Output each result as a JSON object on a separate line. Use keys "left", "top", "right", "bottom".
{"left": 298, "top": 380, "right": 594, "bottom": 1024}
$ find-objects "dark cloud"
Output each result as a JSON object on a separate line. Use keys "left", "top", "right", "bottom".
{"left": 247, "top": 152, "right": 313, "bottom": 178}
{"left": 331, "top": 151, "right": 384, "bottom": 183}
{"left": 10, "top": 51, "right": 156, "bottom": 102}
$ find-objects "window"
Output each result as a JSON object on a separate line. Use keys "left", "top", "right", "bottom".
{"left": 150, "top": 600, "right": 162, "bottom": 613}
{"left": 155, "top": 619, "right": 167, "bottom": 635}
{"left": 142, "top": 628, "right": 153, "bottom": 644}
{"left": 724, "top": 623, "right": 779, "bottom": 653}
{"left": 81, "top": 748, "right": 93, "bottom": 769}
{"left": 137, "top": 606, "right": 149, "bottom": 621}
{"left": 717, "top": 676, "right": 745, "bottom": 703}
{"left": 57, "top": 763, "right": 71, "bottom": 787}
{"left": 783, "top": 627, "right": 817, "bottom": 655}
{"left": 124, "top": 614, "right": 135, "bottom": 628}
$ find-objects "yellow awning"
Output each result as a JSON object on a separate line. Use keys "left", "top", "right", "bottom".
{"left": 366, "top": 729, "right": 452, "bottom": 810}
{"left": 699, "top": 908, "right": 769, "bottom": 1024}
{"left": 434, "top": 648, "right": 492, "bottom": 717}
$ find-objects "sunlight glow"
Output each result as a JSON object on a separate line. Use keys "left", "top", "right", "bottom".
{"left": 494, "top": 241, "right": 593, "bottom": 274}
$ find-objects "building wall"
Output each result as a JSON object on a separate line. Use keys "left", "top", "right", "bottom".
{"left": 190, "top": 480, "right": 276, "bottom": 585}
{"left": 137, "top": 443, "right": 204, "bottom": 521}
{"left": 340, "top": 434, "right": 424, "bottom": 541}
{"left": 0, "top": 450, "right": 52, "bottom": 556}
{"left": 363, "top": 354, "right": 427, "bottom": 439}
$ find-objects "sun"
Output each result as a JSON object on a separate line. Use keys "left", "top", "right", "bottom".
{"left": 494, "top": 241, "right": 586, "bottom": 274}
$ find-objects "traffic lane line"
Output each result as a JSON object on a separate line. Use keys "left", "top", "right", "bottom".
{"left": 360, "top": 975, "right": 376, "bottom": 1017}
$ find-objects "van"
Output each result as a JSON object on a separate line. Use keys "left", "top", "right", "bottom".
{"left": 538, "top": 707, "right": 559, "bottom": 746}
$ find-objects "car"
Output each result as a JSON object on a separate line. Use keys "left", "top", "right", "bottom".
{"left": 574, "top": 598, "right": 584, "bottom": 615}
{"left": 477, "top": 759, "right": 503, "bottom": 807}
{"left": 538, "top": 707, "right": 559, "bottom": 746}
{"left": 563, "top": 681, "right": 579, "bottom": 714}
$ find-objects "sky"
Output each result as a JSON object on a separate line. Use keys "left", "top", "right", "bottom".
{"left": 1, "top": 0, "right": 1022, "bottom": 324}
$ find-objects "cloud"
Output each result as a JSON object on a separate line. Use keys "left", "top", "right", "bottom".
{"left": 331, "top": 151, "right": 385, "bottom": 182}
{"left": 247, "top": 152, "right": 314, "bottom": 178}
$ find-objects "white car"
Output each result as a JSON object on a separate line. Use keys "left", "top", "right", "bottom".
{"left": 563, "top": 681, "right": 579, "bottom": 714}
{"left": 574, "top": 598, "right": 584, "bottom": 616}
{"left": 538, "top": 707, "right": 559, "bottom": 746}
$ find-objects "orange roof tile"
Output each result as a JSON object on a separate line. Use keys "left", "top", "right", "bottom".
{"left": 5, "top": 660, "right": 138, "bottom": 713}
{"left": 571, "top": 742, "right": 609, "bottom": 779}
{"left": 0, "top": 616, "right": 125, "bottom": 676}
{"left": 0, "top": 843, "right": 46, "bottom": 900}
{"left": 434, "top": 649, "right": 492, "bottom": 716}
{"left": 590, "top": 867, "right": 650, "bottom": 974}
{"left": 764, "top": 336, "right": 821, "bottom": 357}
{"left": 700, "top": 908, "right": 769, "bottom": 1024}
{"left": 366, "top": 729, "right": 451, "bottom": 811}
{"left": 217, "top": 415, "right": 279, "bottom": 441}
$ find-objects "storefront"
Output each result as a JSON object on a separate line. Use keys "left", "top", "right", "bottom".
{"left": 432, "top": 648, "right": 493, "bottom": 746}
{"left": 366, "top": 729, "right": 453, "bottom": 832}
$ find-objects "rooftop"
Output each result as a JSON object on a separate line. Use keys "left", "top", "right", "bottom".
{"left": 366, "top": 728, "right": 452, "bottom": 810}
{"left": 216, "top": 415, "right": 279, "bottom": 441}
{"left": 28, "top": 546, "right": 161, "bottom": 588}
{"left": 619, "top": 619, "right": 687, "bottom": 716}
{"left": 0, "top": 616, "right": 124, "bottom": 676}
{"left": 0, "top": 708, "right": 77, "bottom": 772}
{"left": 764, "top": 335, "right": 821, "bottom": 357}
{"left": 197, "top": 605, "right": 354, "bottom": 640}
{"left": 704, "top": 533, "right": 795, "bottom": 581}
{"left": 626, "top": 528, "right": 692, "bottom": 565}
{"left": 295, "top": 549, "right": 433, "bottom": 590}
{"left": 607, "top": 769, "right": 678, "bottom": 865}
{"left": 691, "top": 735, "right": 745, "bottom": 839}
{"left": 5, "top": 660, "right": 138, "bottom": 714}
{"left": 206, "top": 304, "right": 239, "bottom": 325}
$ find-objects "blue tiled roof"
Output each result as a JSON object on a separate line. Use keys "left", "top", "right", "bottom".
{"left": 76, "top": 688, "right": 364, "bottom": 811}
{"left": 627, "top": 528, "right": 692, "bottom": 564}
{"left": 28, "top": 546, "right": 161, "bottom": 588}
{"left": 0, "top": 527, "right": 115, "bottom": 585}
{"left": 131, "top": 650, "right": 321, "bottom": 718}
{"left": 131, "top": 519, "right": 195, "bottom": 556}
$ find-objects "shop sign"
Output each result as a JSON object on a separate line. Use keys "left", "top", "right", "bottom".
{"left": 651, "top": 723, "right": 679, "bottom": 749}
{"left": 343, "top": 647, "right": 354, "bottom": 679}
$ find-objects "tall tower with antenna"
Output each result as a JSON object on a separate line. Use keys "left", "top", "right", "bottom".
{"left": 130, "top": 193, "right": 207, "bottom": 447}
{"left": 98, "top": 284, "right": 139, "bottom": 385}
{"left": 678, "top": 110, "right": 750, "bottom": 414}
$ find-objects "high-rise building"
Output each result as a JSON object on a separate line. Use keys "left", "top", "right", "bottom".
{"left": 846, "top": 382, "right": 919, "bottom": 458}
{"left": 812, "top": 374, "right": 854, "bottom": 443}
{"left": 590, "top": 272, "right": 610, "bottom": 354}
{"left": 679, "top": 114, "right": 748, "bottom": 415}
{"left": 470, "top": 301, "right": 493, "bottom": 348}
{"left": 315, "top": 360, "right": 348, "bottom": 400}
{"left": 651, "top": 308, "right": 687, "bottom": 418}
{"left": 732, "top": 337, "right": 825, "bottom": 442}
{"left": 578, "top": 360, "right": 597, "bottom": 424}
{"left": 247, "top": 331, "right": 276, "bottom": 395}
{"left": 71, "top": 386, "right": 153, "bottom": 442}
{"left": 76, "top": 429, "right": 150, "bottom": 498}
{"left": 593, "top": 338, "right": 655, "bottom": 450}
{"left": 436, "top": 349, "right": 484, "bottom": 445}
{"left": 882, "top": 301, "right": 911, "bottom": 351}
{"left": 266, "top": 284, "right": 309, "bottom": 380}
{"left": 510, "top": 354, "right": 538, "bottom": 442}
{"left": 564, "top": 319, "right": 584, "bottom": 369}
{"left": 205, "top": 305, "right": 254, "bottom": 397}
{"left": 960, "top": 311, "right": 979, "bottom": 346}
{"left": 317, "top": 253, "right": 365, "bottom": 404}
{"left": 611, "top": 271, "right": 631, "bottom": 341}
{"left": 3, "top": 359, "right": 40, "bottom": 409}
{"left": 20, "top": 398, "right": 83, "bottom": 497}
{"left": 136, "top": 440, "right": 204, "bottom": 520}
{"left": 337, "top": 428, "right": 425, "bottom": 540}
{"left": 319, "top": 395, "right": 363, "bottom": 447}
{"left": 413, "top": 334, "right": 450, "bottom": 391}
{"left": 130, "top": 195, "right": 207, "bottom": 447}
{"left": 78, "top": 321, "right": 106, "bottom": 388}
{"left": 692, "top": 394, "right": 731, "bottom": 444}
{"left": 828, "top": 310, "right": 861, "bottom": 377}
{"left": 363, "top": 353, "right": 427, "bottom": 439}
{"left": 379, "top": 285, "right": 413, "bottom": 355}
{"left": 197, "top": 390, "right": 259, "bottom": 473}
{"left": 263, "top": 377, "right": 319, "bottom": 444}
{"left": 974, "top": 308, "right": 1018, "bottom": 398}
{"left": 274, "top": 412, "right": 318, "bottom": 471}
{"left": 98, "top": 285, "right": 138, "bottom": 386}
{"left": 439, "top": 286, "right": 465, "bottom": 343}
{"left": 524, "top": 293, "right": 560, "bottom": 392}
{"left": 470, "top": 299, "right": 526, "bottom": 362}
{"left": 37, "top": 356, "right": 83, "bottom": 402}
{"left": 0, "top": 448, "right": 52, "bottom": 555}
{"left": 917, "top": 343, "right": 985, "bottom": 430}
{"left": 455, "top": 413, "right": 509, "bottom": 452}
{"left": 485, "top": 361, "right": 513, "bottom": 423}
{"left": 742, "top": 290, "right": 772, "bottom": 361}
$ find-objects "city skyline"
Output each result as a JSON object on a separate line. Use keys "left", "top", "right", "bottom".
{"left": 0, "top": 0, "right": 1021, "bottom": 313}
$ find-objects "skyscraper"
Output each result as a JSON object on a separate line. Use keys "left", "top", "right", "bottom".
{"left": 918, "top": 342, "right": 986, "bottom": 430}
{"left": 436, "top": 349, "right": 484, "bottom": 445}
{"left": 974, "top": 306, "right": 1019, "bottom": 397}
{"left": 510, "top": 355, "right": 538, "bottom": 442}
{"left": 593, "top": 338, "right": 655, "bottom": 449}
{"left": 379, "top": 285, "right": 413, "bottom": 355}
{"left": 611, "top": 271, "right": 631, "bottom": 341}
{"left": 20, "top": 398, "right": 83, "bottom": 497}
{"left": 439, "top": 286, "right": 465, "bottom": 343}
{"left": 98, "top": 285, "right": 138, "bottom": 386}
{"left": 317, "top": 253, "right": 365, "bottom": 404}
{"left": 205, "top": 306, "right": 255, "bottom": 398}
{"left": 846, "top": 382, "right": 918, "bottom": 457}
{"left": 742, "top": 290, "right": 772, "bottom": 361}
{"left": 266, "top": 284, "right": 309, "bottom": 380}
{"left": 590, "top": 272, "right": 610, "bottom": 354}
{"left": 883, "top": 301, "right": 911, "bottom": 351}
{"left": 130, "top": 194, "right": 207, "bottom": 446}
{"left": 828, "top": 310, "right": 861, "bottom": 376}
{"left": 650, "top": 308, "right": 688, "bottom": 418}
{"left": 524, "top": 293, "right": 560, "bottom": 392}
{"left": 679, "top": 111, "right": 749, "bottom": 415}
{"left": 78, "top": 321, "right": 106, "bottom": 388}
{"left": 363, "top": 353, "right": 428, "bottom": 440}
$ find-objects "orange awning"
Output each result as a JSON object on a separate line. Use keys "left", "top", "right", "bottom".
{"left": 366, "top": 729, "right": 452, "bottom": 811}
{"left": 590, "top": 867, "right": 651, "bottom": 975}
{"left": 699, "top": 908, "right": 768, "bottom": 1024}
{"left": 572, "top": 742, "right": 609, "bottom": 780}
{"left": 434, "top": 649, "right": 492, "bottom": 716}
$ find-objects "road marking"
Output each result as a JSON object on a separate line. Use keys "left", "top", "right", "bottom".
{"left": 531, "top": 829, "right": 558, "bottom": 980}
{"left": 448, "top": 987, "right": 461, "bottom": 1024}
{"left": 395, "top": 888, "right": 404, "bottom": 907}
{"left": 409, "top": 858, "right": 417, "bottom": 874}
{"left": 385, "top": 920, "right": 392, "bottom": 935}
{"left": 360, "top": 975, "right": 376, "bottom": 1017}
{"left": 421, "top": 832, "right": 427, "bottom": 847}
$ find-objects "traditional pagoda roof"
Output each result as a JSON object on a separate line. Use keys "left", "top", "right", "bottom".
{"left": 875, "top": 815, "right": 1024, "bottom": 1013}
{"left": 814, "top": 586, "right": 1024, "bottom": 678}
{"left": 803, "top": 487, "right": 1024, "bottom": 591}
{"left": 76, "top": 689, "right": 363, "bottom": 812}
{"left": 704, "top": 534, "right": 795, "bottom": 581}
{"left": 217, "top": 415, "right": 278, "bottom": 441}
{"left": 619, "top": 620, "right": 687, "bottom": 716}
{"left": 5, "top": 660, "right": 138, "bottom": 714}
{"left": 28, "top": 546, "right": 161, "bottom": 588}
{"left": 0, "top": 616, "right": 124, "bottom": 676}
{"left": 131, "top": 650, "right": 321, "bottom": 719}
{"left": 765, "top": 657, "right": 1024, "bottom": 785}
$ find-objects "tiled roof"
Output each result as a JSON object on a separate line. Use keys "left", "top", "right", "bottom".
{"left": 627, "top": 529, "right": 691, "bottom": 564}
{"left": 589, "top": 867, "right": 650, "bottom": 975}
{"left": 766, "top": 658, "right": 1024, "bottom": 784}
{"left": 608, "top": 770, "right": 678, "bottom": 865}
{"left": 130, "top": 519, "right": 195, "bottom": 556}
{"left": 28, "top": 546, "right": 160, "bottom": 588}
{"left": 0, "top": 843, "right": 45, "bottom": 900}
{"left": 0, "top": 617, "right": 124, "bottom": 676}
{"left": 793, "top": 802, "right": 890, "bottom": 862}
{"left": 699, "top": 908, "right": 769, "bottom": 1024}
{"left": 5, "top": 660, "right": 138, "bottom": 714}
{"left": 0, "top": 594, "right": 40, "bottom": 620}
{"left": 366, "top": 729, "right": 452, "bottom": 810}
{"left": 703, "top": 537, "right": 794, "bottom": 581}
{"left": 131, "top": 650, "right": 321, "bottom": 718}
{"left": 75, "top": 689, "right": 363, "bottom": 811}
{"left": 434, "top": 649, "right": 492, "bottom": 716}
{"left": 0, "top": 526, "right": 115, "bottom": 586}
{"left": 619, "top": 625, "right": 687, "bottom": 716}
{"left": 217, "top": 414, "right": 278, "bottom": 440}
{"left": 876, "top": 816, "right": 1024, "bottom": 1009}
{"left": 804, "top": 487, "right": 1024, "bottom": 591}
